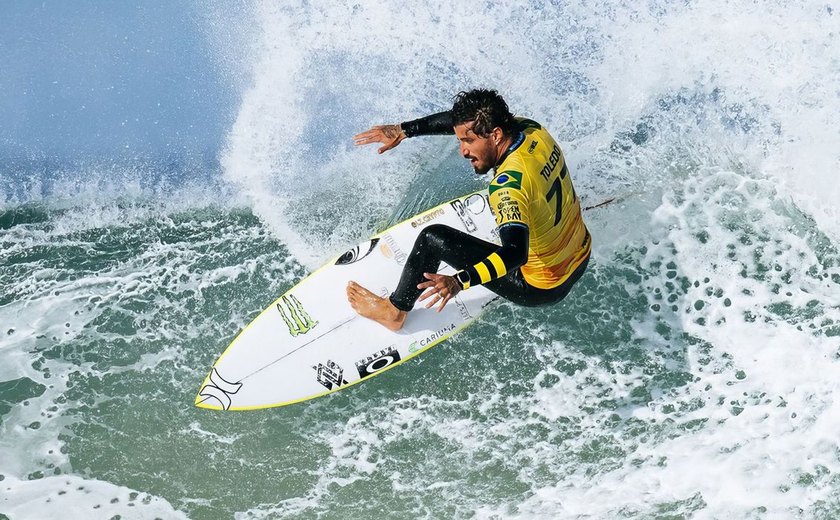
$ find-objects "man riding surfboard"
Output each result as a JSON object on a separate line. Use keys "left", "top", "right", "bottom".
{"left": 348, "top": 89, "right": 590, "bottom": 331}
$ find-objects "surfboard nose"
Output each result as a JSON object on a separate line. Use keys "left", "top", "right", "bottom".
{"left": 195, "top": 368, "right": 242, "bottom": 410}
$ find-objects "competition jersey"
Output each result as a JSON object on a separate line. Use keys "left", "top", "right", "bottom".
{"left": 488, "top": 118, "right": 590, "bottom": 289}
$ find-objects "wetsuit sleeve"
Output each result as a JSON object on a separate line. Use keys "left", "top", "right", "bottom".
{"left": 454, "top": 170, "right": 531, "bottom": 289}
{"left": 400, "top": 111, "right": 454, "bottom": 137}
{"left": 454, "top": 223, "right": 529, "bottom": 290}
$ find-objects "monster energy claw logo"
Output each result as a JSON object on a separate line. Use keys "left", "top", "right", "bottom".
{"left": 277, "top": 294, "right": 318, "bottom": 336}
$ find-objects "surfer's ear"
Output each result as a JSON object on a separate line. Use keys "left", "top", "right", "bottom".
{"left": 493, "top": 127, "right": 503, "bottom": 145}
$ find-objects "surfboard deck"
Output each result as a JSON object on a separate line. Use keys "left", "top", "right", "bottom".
{"left": 196, "top": 191, "right": 500, "bottom": 411}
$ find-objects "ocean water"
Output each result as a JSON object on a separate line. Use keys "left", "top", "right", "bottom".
{"left": 2, "top": 1, "right": 840, "bottom": 519}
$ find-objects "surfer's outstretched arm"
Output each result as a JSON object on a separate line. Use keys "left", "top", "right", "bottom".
{"left": 400, "top": 111, "right": 455, "bottom": 137}
{"left": 354, "top": 110, "right": 455, "bottom": 154}
{"left": 353, "top": 125, "right": 406, "bottom": 154}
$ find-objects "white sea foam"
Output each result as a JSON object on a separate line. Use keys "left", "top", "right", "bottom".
{"left": 219, "top": 0, "right": 838, "bottom": 272}
{"left": 0, "top": 474, "right": 188, "bottom": 520}
{"left": 0, "top": 205, "right": 301, "bottom": 519}
{"left": 588, "top": 0, "right": 840, "bottom": 241}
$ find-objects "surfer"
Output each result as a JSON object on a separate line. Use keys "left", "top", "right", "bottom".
{"left": 348, "top": 89, "right": 590, "bottom": 331}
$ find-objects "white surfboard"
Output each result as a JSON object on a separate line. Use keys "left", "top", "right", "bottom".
{"left": 195, "top": 191, "right": 501, "bottom": 410}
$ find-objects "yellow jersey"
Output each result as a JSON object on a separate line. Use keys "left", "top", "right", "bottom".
{"left": 488, "top": 118, "right": 590, "bottom": 289}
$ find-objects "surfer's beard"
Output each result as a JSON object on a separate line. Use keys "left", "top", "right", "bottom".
{"left": 469, "top": 157, "right": 493, "bottom": 176}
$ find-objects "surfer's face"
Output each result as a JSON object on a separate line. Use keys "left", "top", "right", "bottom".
{"left": 455, "top": 121, "right": 501, "bottom": 175}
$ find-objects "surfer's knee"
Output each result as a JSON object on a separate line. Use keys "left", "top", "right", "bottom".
{"left": 416, "top": 224, "right": 452, "bottom": 251}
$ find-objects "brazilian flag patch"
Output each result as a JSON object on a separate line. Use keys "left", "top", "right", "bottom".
{"left": 489, "top": 171, "right": 523, "bottom": 194}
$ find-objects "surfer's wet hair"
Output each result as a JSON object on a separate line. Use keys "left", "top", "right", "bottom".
{"left": 451, "top": 89, "right": 517, "bottom": 138}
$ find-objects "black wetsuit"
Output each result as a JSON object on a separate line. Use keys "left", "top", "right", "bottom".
{"left": 389, "top": 223, "right": 590, "bottom": 311}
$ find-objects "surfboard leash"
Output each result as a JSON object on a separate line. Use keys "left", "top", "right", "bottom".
{"left": 582, "top": 191, "right": 646, "bottom": 212}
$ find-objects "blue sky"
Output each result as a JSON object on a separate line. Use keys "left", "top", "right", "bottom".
{"left": 0, "top": 1, "right": 239, "bottom": 161}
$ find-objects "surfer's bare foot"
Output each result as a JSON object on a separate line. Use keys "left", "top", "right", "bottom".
{"left": 346, "top": 281, "right": 407, "bottom": 332}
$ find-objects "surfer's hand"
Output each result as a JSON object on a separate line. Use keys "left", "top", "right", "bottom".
{"left": 417, "top": 272, "right": 461, "bottom": 312}
{"left": 353, "top": 125, "right": 406, "bottom": 154}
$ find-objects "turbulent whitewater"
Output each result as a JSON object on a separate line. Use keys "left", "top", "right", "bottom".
{"left": 1, "top": 1, "right": 839, "bottom": 518}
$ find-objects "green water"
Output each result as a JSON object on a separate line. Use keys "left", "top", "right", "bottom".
{"left": 3, "top": 165, "right": 840, "bottom": 519}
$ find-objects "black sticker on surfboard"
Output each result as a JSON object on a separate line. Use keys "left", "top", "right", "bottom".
{"left": 355, "top": 345, "right": 402, "bottom": 379}
{"left": 466, "top": 193, "right": 488, "bottom": 215}
{"left": 450, "top": 199, "right": 477, "bottom": 232}
{"left": 198, "top": 368, "right": 243, "bottom": 411}
{"left": 335, "top": 238, "right": 380, "bottom": 265}
{"left": 313, "top": 359, "right": 348, "bottom": 390}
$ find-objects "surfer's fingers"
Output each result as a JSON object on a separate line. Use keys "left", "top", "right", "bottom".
{"left": 436, "top": 295, "right": 451, "bottom": 312}
{"left": 418, "top": 287, "right": 437, "bottom": 301}
{"left": 418, "top": 274, "right": 440, "bottom": 287}
{"left": 424, "top": 293, "right": 443, "bottom": 309}
{"left": 354, "top": 126, "right": 385, "bottom": 137}
{"left": 354, "top": 126, "right": 402, "bottom": 145}
{"left": 353, "top": 130, "right": 385, "bottom": 145}
{"left": 354, "top": 135, "right": 381, "bottom": 146}
{"left": 417, "top": 280, "right": 436, "bottom": 290}
{"left": 352, "top": 130, "right": 374, "bottom": 141}
{"left": 426, "top": 292, "right": 448, "bottom": 310}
